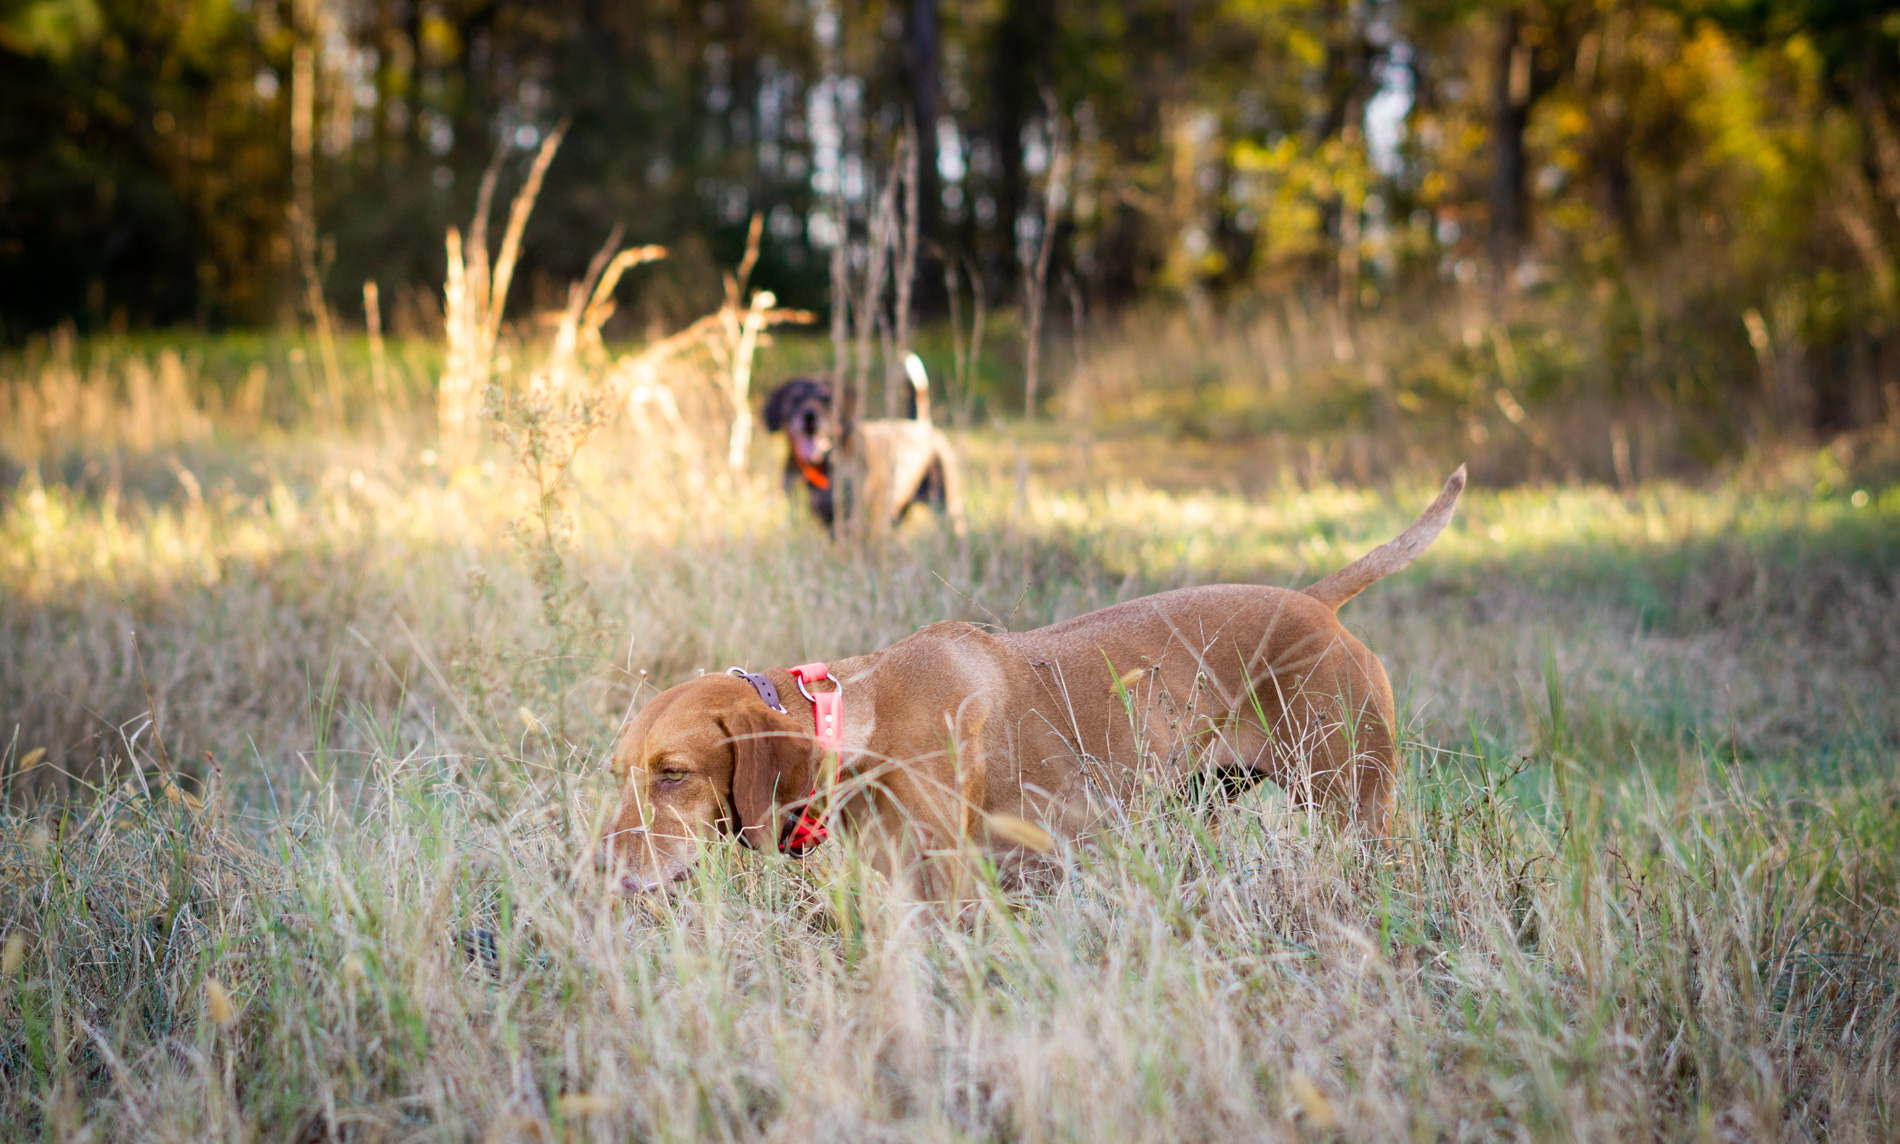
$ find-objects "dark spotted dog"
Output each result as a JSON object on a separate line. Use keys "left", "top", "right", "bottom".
{"left": 761, "top": 357, "right": 963, "bottom": 533}
{"left": 762, "top": 376, "right": 839, "bottom": 524}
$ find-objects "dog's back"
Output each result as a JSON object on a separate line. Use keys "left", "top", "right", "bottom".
{"left": 998, "top": 468, "right": 1467, "bottom": 833}
{"left": 854, "top": 419, "right": 964, "bottom": 530}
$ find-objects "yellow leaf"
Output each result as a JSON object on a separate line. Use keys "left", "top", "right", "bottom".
{"left": 2, "top": 932, "right": 24, "bottom": 976}
{"left": 984, "top": 814, "right": 1054, "bottom": 853}
{"left": 205, "top": 977, "right": 237, "bottom": 1029}
{"left": 161, "top": 777, "right": 203, "bottom": 810}
{"left": 1286, "top": 1072, "right": 1336, "bottom": 1130}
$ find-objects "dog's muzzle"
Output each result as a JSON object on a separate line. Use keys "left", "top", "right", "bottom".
{"left": 598, "top": 827, "right": 690, "bottom": 895}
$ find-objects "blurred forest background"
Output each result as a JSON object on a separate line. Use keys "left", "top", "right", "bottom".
{"left": 3, "top": 0, "right": 1899, "bottom": 477}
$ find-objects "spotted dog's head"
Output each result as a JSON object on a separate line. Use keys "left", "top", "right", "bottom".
{"left": 763, "top": 377, "right": 834, "bottom": 469}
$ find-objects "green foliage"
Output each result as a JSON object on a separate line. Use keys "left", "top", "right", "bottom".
{"left": 6, "top": 0, "right": 1896, "bottom": 453}
{"left": 0, "top": 0, "right": 103, "bottom": 60}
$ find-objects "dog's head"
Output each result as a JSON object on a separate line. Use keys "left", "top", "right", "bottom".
{"left": 762, "top": 377, "right": 833, "bottom": 466}
{"left": 598, "top": 673, "right": 819, "bottom": 895}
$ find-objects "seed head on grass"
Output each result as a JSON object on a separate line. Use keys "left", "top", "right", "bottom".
{"left": 1285, "top": 1072, "right": 1337, "bottom": 1131}
{"left": 203, "top": 976, "right": 236, "bottom": 1029}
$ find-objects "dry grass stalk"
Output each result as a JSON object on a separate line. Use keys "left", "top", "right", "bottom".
{"left": 723, "top": 293, "right": 774, "bottom": 470}
{"left": 853, "top": 168, "right": 899, "bottom": 419}
{"left": 545, "top": 225, "right": 667, "bottom": 401}
{"left": 0, "top": 360, "right": 1895, "bottom": 1137}
{"left": 943, "top": 252, "right": 986, "bottom": 428}
{"left": 598, "top": 296, "right": 812, "bottom": 480}
{"left": 362, "top": 278, "right": 400, "bottom": 440}
{"left": 718, "top": 215, "right": 770, "bottom": 470}
{"left": 0, "top": 332, "right": 211, "bottom": 460}
{"left": 944, "top": 257, "right": 968, "bottom": 425}
{"left": 362, "top": 280, "right": 389, "bottom": 408}
{"left": 804, "top": 127, "right": 926, "bottom": 531}
{"left": 441, "top": 125, "right": 567, "bottom": 448}
{"left": 286, "top": 25, "right": 345, "bottom": 423}
{"left": 888, "top": 121, "right": 921, "bottom": 416}
{"left": 549, "top": 210, "right": 816, "bottom": 478}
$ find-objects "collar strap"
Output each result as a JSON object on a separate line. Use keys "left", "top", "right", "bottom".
{"left": 724, "top": 663, "right": 845, "bottom": 857}
{"left": 787, "top": 663, "right": 844, "bottom": 750}
{"left": 797, "top": 458, "right": 831, "bottom": 491}
{"left": 782, "top": 663, "right": 844, "bottom": 855}
{"left": 725, "top": 667, "right": 786, "bottom": 712}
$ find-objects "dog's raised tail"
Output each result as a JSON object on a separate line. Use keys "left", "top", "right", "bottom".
{"left": 1301, "top": 465, "right": 1466, "bottom": 611}
{"left": 904, "top": 353, "right": 932, "bottom": 426}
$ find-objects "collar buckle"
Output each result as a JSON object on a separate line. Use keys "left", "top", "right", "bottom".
{"left": 787, "top": 663, "right": 844, "bottom": 752}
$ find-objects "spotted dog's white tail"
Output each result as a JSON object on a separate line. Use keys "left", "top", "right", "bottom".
{"left": 904, "top": 353, "right": 932, "bottom": 426}
{"left": 1300, "top": 466, "right": 1467, "bottom": 611}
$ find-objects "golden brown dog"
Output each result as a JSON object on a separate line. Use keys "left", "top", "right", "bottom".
{"left": 598, "top": 467, "right": 1465, "bottom": 897}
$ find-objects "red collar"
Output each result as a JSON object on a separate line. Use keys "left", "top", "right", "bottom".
{"left": 728, "top": 663, "right": 844, "bottom": 855}
{"left": 781, "top": 663, "right": 844, "bottom": 854}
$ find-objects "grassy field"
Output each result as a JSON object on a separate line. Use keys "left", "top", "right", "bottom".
{"left": 1, "top": 334, "right": 1897, "bottom": 1142}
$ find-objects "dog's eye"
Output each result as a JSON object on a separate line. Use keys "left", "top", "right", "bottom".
{"left": 655, "top": 772, "right": 687, "bottom": 788}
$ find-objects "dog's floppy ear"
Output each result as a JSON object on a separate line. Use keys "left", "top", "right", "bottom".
{"left": 764, "top": 379, "right": 812, "bottom": 432}
{"left": 724, "top": 707, "right": 816, "bottom": 851}
{"left": 762, "top": 381, "right": 797, "bottom": 432}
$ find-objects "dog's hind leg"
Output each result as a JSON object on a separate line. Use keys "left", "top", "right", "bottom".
{"left": 935, "top": 435, "right": 967, "bottom": 534}
{"left": 918, "top": 458, "right": 946, "bottom": 514}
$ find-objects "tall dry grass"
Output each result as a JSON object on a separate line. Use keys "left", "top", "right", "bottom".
{"left": 1046, "top": 289, "right": 1900, "bottom": 492}
{"left": 1, "top": 225, "right": 1897, "bottom": 1138}
{"left": 0, "top": 537, "right": 1895, "bottom": 1141}
{"left": 0, "top": 372, "right": 1893, "bottom": 1139}
{"left": 0, "top": 328, "right": 215, "bottom": 459}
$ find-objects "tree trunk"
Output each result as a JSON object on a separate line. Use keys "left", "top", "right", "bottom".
{"left": 990, "top": 0, "right": 1051, "bottom": 295}
{"left": 903, "top": 0, "right": 941, "bottom": 243}
{"left": 1489, "top": 7, "right": 1529, "bottom": 300}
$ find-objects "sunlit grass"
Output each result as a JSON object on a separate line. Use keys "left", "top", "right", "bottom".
{"left": 9, "top": 424, "right": 1892, "bottom": 604}
{"left": 1, "top": 339, "right": 1896, "bottom": 1140}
